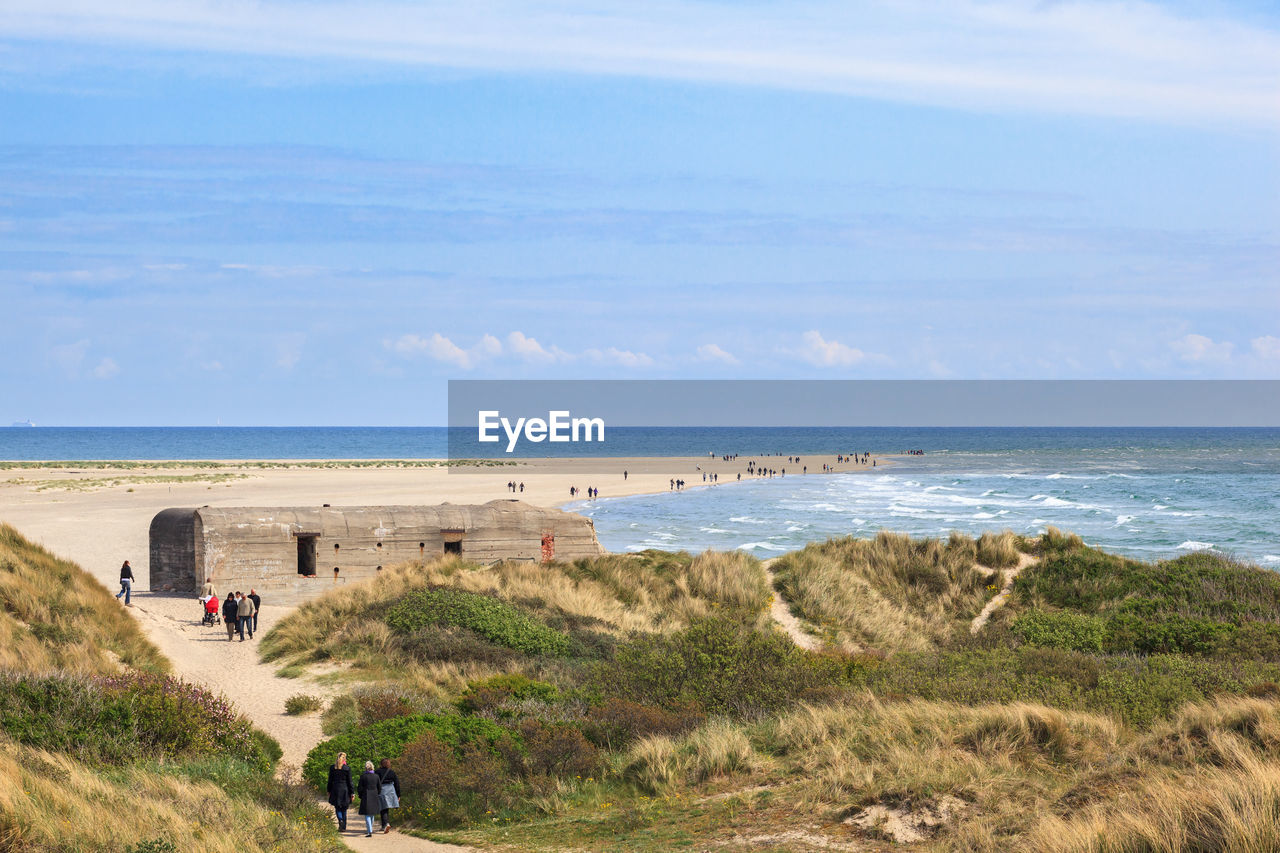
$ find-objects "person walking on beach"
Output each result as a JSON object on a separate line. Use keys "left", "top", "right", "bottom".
{"left": 327, "top": 752, "right": 353, "bottom": 832}
{"left": 236, "top": 591, "right": 256, "bottom": 641}
{"left": 248, "top": 588, "right": 261, "bottom": 634}
{"left": 356, "top": 760, "right": 382, "bottom": 836}
{"left": 376, "top": 758, "right": 401, "bottom": 833}
{"left": 222, "top": 593, "right": 238, "bottom": 641}
{"left": 115, "top": 560, "right": 133, "bottom": 605}
{"left": 199, "top": 576, "right": 216, "bottom": 602}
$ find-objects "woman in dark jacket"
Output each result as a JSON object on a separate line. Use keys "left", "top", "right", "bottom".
{"left": 326, "top": 752, "right": 354, "bottom": 832}
{"left": 221, "top": 594, "right": 238, "bottom": 642}
{"left": 356, "top": 761, "right": 382, "bottom": 837}
{"left": 376, "top": 758, "right": 402, "bottom": 833}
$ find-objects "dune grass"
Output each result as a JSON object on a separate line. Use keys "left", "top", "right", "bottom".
{"left": 0, "top": 742, "right": 341, "bottom": 853}
{"left": 769, "top": 530, "right": 1004, "bottom": 653}
{"left": 261, "top": 549, "right": 771, "bottom": 690}
{"left": 0, "top": 524, "right": 167, "bottom": 675}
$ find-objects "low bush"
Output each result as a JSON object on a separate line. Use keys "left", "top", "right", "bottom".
{"left": 284, "top": 694, "right": 323, "bottom": 715}
{"left": 600, "top": 614, "right": 847, "bottom": 717}
{"left": 583, "top": 697, "right": 706, "bottom": 751}
{"left": 386, "top": 587, "right": 571, "bottom": 657}
{"left": 0, "top": 672, "right": 268, "bottom": 768}
{"left": 302, "top": 712, "right": 517, "bottom": 790}
{"left": 458, "top": 673, "right": 559, "bottom": 716}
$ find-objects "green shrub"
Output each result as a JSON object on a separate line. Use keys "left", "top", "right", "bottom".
{"left": 284, "top": 694, "right": 323, "bottom": 715}
{"left": 302, "top": 712, "right": 518, "bottom": 790}
{"left": 458, "top": 673, "right": 560, "bottom": 716}
{"left": 1013, "top": 611, "right": 1107, "bottom": 653}
{"left": 0, "top": 672, "right": 269, "bottom": 768}
{"left": 386, "top": 587, "right": 571, "bottom": 657}
{"left": 600, "top": 614, "right": 847, "bottom": 717}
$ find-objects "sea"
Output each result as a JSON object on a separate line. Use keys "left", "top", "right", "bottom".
{"left": 2, "top": 426, "right": 1277, "bottom": 566}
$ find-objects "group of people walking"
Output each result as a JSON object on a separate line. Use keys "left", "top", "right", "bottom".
{"left": 200, "top": 579, "right": 261, "bottom": 641}
{"left": 327, "top": 753, "right": 402, "bottom": 836}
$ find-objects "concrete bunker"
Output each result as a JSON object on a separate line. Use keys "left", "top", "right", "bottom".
{"left": 149, "top": 500, "right": 605, "bottom": 602}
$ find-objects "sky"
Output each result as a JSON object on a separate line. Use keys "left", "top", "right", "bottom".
{"left": 0, "top": 0, "right": 1277, "bottom": 425}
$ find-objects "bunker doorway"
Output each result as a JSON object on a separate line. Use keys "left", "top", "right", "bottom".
{"left": 442, "top": 528, "right": 465, "bottom": 556}
{"left": 297, "top": 535, "right": 318, "bottom": 575}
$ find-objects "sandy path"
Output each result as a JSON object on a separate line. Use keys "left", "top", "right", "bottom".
{"left": 762, "top": 558, "right": 821, "bottom": 651}
{"left": 970, "top": 552, "right": 1039, "bottom": 634}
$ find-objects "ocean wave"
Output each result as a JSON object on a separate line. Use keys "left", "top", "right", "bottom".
{"left": 729, "top": 516, "right": 767, "bottom": 524}
{"left": 739, "top": 541, "right": 788, "bottom": 552}
{"left": 786, "top": 525, "right": 807, "bottom": 532}
{"left": 1115, "top": 515, "right": 1136, "bottom": 526}
{"left": 699, "top": 527, "right": 732, "bottom": 534}
{"left": 1177, "top": 541, "right": 1215, "bottom": 551}
{"left": 1262, "top": 555, "right": 1280, "bottom": 565}
{"left": 972, "top": 512, "right": 997, "bottom": 519}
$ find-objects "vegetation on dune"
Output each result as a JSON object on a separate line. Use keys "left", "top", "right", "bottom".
{"left": 270, "top": 529, "right": 1280, "bottom": 850}
{"left": 769, "top": 529, "right": 1023, "bottom": 652}
{"left": 0, "top": 525, "right": 338, "bottom": 853}
{"left": 0, "top": 523, "right": 167, "bottom": 674}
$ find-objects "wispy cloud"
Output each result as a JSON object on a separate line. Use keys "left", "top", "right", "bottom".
{"left": 4, "top": 1, "right": 1278, "bottom": 125}
{"left": 388, "top": 331, "right": 653, "bottom": 370}
{"left": 793, "top": 330, "right": 889, "bottom": 369}
{"left": 695, "top": 343, "right": 739, "bottom": 365}
{"left": 1170, "top": 333, "right": 1234, "bottom": 364}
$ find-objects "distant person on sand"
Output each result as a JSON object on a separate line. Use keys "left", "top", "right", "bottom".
{"left": 623, "top": 470, "right": 628, "bottom": 480}
{"left": 248, "top": 588, "right": 261, "bottom": 634}
{"left": 327, "top": 752, "right": 354, "bottom": 832}
{"left": 357, "top": 760, "right": 382, "bottom": 836}
{"left": 222, "top": 593, "right": 238, "bottom": 641}
{"left": 376, "top": 758, "right": 401, "bottom": 833}
{"left": 115, "top": 560, "right": 133, "bottom": 605}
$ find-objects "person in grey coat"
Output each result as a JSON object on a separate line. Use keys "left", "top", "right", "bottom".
{"left": 376, "top": 758, "right": 402, "bottom": 833}
{"left": 356, "top": 761, "right": 382, "bottom": 837}
{"left": 236, "top": 591, "right": 256, "bottom": 641}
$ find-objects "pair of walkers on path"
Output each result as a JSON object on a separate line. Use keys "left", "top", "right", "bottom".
{"left": 327, "top": 753, "right": 401, "bottom": 836}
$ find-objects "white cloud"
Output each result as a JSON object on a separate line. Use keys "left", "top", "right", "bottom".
{"left": 796, "top": 330, "right": 885, "bottom": 368}
{"left": 695, "top": 343, "right": 739, "bottom": 365}
{"left": 1252, "top": 336, "right": 1280, "bottom": 361}
{"left": 584, "top": 347, "right": 654, "bottom": 368}
{"left": 391, "top": 332, "right": 482, "bottom": 369}
{"left": 3, "top": 1, "right": 1278, "bottom": 126}
{"left": 1170, "top": 333, "right": 1234, "bottom": 364}
{"left": 91, "top": 357, "right": 119, "bottom": 379}
{"left": 507, "top": 331, "right": 571, "bottom": 365}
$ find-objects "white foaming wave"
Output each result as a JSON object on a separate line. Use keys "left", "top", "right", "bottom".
{"left": 786, "top": 525, "right": 806, "bottom": 532}
{"left": 1262, "top": 555, "right": 1280, "bottom": 565}
{"left": 888, "top": 504, "right": 927, "bottom": 515}
{"left": 729, "top": 516, "right": 767, "bottom": 524}
{"left": 649, "top": 531, "right": 678, "bottom": 540}
{"left": 1153, "top": 505, "right": 1169, "bottom": 511}
{"left": 972, "top": 512, "right": 997, "bottom": 519}
{"left": 699, "top": 527, "right": 732, "bottom": 534}
{"left": 1030, "top": 495, "right": 1076, "bottom": 508}
{"left": 851, "top": 518, "right": 868, "bottom": 526}
{"left": 1115, "top": 515, "right": 1136, "bottom": 526}
{"left": 739, "top": 541, "right": 787, "bottom": 552}
{"left": 1177, "top": 541, "right": 1215, "bottom": 550}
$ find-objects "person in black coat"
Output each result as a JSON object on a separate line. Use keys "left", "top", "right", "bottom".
{"left": 326, "top": 752, "right": 353, "bottom": 832}
{"left": 356, "top": 761, "right": 382, "bottom": 837}
{"left": 376, "top": 758, "right": 402, "bottom": 833}
{"left": 221, "top": 594, "right": 239, "bottom": 642}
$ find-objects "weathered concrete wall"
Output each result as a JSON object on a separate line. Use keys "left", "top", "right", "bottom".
{"left": 149, "top": 508, "right": 197, "bottom": 594}
{"left": 149, "top": 500, "right": 605, "bottom": 603}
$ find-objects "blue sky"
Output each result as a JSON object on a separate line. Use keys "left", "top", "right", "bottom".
{"left": 0, "top": 0, "right": 1277, "bottom": 425}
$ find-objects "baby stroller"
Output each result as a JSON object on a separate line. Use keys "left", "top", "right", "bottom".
{"left": 201, "top": 594, "right": 220, "bottom": 626}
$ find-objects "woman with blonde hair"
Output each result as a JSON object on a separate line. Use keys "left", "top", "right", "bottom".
{"left": 356, "top": 760, "right": 383, "bottom": 837}
{"left": 326, "top": 751, "right": 353, "bottom": 832}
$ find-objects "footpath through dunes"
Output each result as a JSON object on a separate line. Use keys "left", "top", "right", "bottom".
{"left": 129, "top": 596, "right": 476, "bottom": 853}
{"left": 970, "top": 550, "right": 1039, "bottom": 634}
{"left": 761, "top": 557, "right": 821, "bottom": 650}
